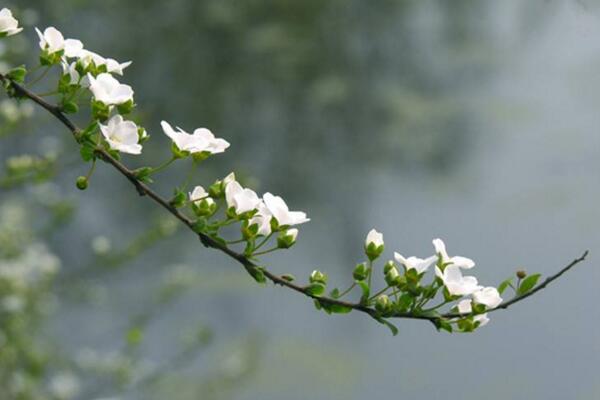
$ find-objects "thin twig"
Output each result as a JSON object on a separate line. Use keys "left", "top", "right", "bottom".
{"left": 0, "top": 73, "right": 589, "bottom": 327}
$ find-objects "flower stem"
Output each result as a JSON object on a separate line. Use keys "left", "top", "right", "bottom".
{"left": 151, "top": 156, "right": 177, "bottom": 174}
{"left": 27, "top": 66, "right": 51, "bottom": 87}
{"left": 337, "top": 282, "right": 357, "bottom": 298}
{"left": 252, "top": 247, "right": 278, "bottom": 257}
{"left": 369, "top": 285, "right": 391, "bottom": 301}
{"left": 253, "top": 233, "right": 273, "bottom": 252}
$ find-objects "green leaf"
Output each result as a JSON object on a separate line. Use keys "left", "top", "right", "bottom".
{"left": 435, "top": 319, "right": 453, "bottom": 333}
{"left": 375, "top": 317, "right": 399, "bottom": 336}
{"left": 357, "top": 280, "right": 370, "bottom": 304}
{"left": 248, "top": 266, "right": 266, "bottom": 284}
{"left": 80, "top": 143, "right": 96, "bottom": 162}
{"left": 281, "top": 274, "right": 295, "bottom": 282}
{"left": 498, "top": 277, "right": 514, "bottom": 295}
{"left": 517, "top": 273, "right": 541, "bottom": 296}
{"left": 61, "top": 101, "right": 79, "bottom": 114}
{"left": 7, "top": 65, "right": 27, "bottom": 83}
{"left": 329, "top": 288, "right": 340, "bottom": 299}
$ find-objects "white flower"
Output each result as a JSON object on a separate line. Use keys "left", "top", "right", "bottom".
{"left": 249, "top": 202, "right": 273, "bottom": 236}
{"left": 394, "top": 253, "right": 436, "bottom": 274}
{"left": 35, "top": 27, "right": 83, "bottom": 57}
{"left": 457, "top": 299, "right": 472, "bottom": 314}
{"left": 0, "top": 8, "right": 22, "bottom": 37}
{"left": 473, "top": 313, "right": 490, "bottom": 327}
{"left": 225, "top": 181, "right": 260, "bottom": 214}
{"left": 88, "top": 73, "right": 134, "bottom": 105}
{"left": 189, "top": 185, "right": 209, "bottom": 203}
{"left": 432, "top": 238, "right": 475, "bottom": 269}
{"left": 472, "top": 287, "right": 502, "bottom": 309}
{"left": 78, "top": 49, "right": 131, "bottom": 75}
{"left": 160, "top": 121, "right": 229, "bottom": 154}
{"left": 49, "top": 373, "right": 80, "bottom": 400}
{"left": 61, "top": 61, "right": 79, "bottom": 85}
{"left": 365, "top": 229, "right": 384, "bottom": 248}
{"left": 99, "top": 115, "right": 142, "bottom": 154}
{"left": 263, "top": 192, "right": 310, "bottom": 226}
{"left": 223, "top": 172, "right": 236, "bottom": 186}
{"left": 435, "top": 265, "right": 481, "bottom": 296}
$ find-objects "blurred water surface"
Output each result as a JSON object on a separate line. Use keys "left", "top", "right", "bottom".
{"left": 5, "top": 0, "right": 600, "bottom": 399}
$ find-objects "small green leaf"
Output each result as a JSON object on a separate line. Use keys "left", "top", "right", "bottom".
{"left": 281, "top": 274, "right": 295, "bottom": 282}
{"left": 7, "top": 66, "right": 27, "bottom": 83}
{"left": 517, "top": 273, "right": 541, "bottom": 296}
{"left": 375, "top": 317, "right": 399, "bottom": 336}
{"left": 329, "top": 288, "right": 340, "bottom": 299}
{"left": 247, "top": 266, "right": 266, "bottom": 284}
{"left": 498, "top": 277, "right": 514, "bottom": 295}
{"left": 435, "top": 319, "right": 453, "bottom": 333}
{"left": 62, "top": 101, "right": 79, "bottom": 114}
{"left": 80, "top": 143, "right": 96, "bottom": 162}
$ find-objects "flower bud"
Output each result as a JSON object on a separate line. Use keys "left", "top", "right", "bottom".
{"left": 353, "top": 262, "right": 369, "bottom": 281}
{"left": 375, "top": 295, "right": 392, "bottom": 315}
{"left": 277, "top": 228, "right": 298, "bottom": 249}
{"left": 76, "top": 176, "right": 88, "bottom": 190}
{"left": 193, "top": 197, "right": 217, "bottom": 217}
{"left": 516, "top": 270, "right": 527, "bottom": 279}
{"left": 383, "top": 260, "right": 396, "bottom": 274}
{"left": 208, "top": 180, "right": 224, "bottom": 198}
{"left": 384, "top": 265, "right": 401, "bottom": 287}
{"left": 365, "top": 229, "right": 384, "bottom": 261}
{"left": 309, "top": 270, "right": 328, "bottom": 285}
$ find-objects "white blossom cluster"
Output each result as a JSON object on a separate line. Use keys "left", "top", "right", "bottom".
{"left": 365, "top": 230, "right": 502, "bottom": 328}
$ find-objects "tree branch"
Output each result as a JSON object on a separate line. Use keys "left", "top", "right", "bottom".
{"left": 0, "top": 73, "right": 588, "bottom": 329}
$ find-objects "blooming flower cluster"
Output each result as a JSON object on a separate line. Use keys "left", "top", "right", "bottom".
{"left": 185, "top": 173, "right": 309, "bottom": 256}
{"left": 359, "top": 230, "right": 502, "bottom": 331}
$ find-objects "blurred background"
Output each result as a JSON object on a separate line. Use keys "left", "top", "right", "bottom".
{"left": 0, "top": 0, "right": 599, "bottom": 399}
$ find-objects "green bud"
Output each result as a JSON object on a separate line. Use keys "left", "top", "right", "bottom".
{"left": 365, "top": 242, "right": 384, "bottom": 262}
{"left": 170, "top": 189, "right": 187, "bottom": 208}
{"left": 353, "top": 263, "right": 369, "bottom": 281}
{"left": 516, "top": 270, "right": 527, "bottom": 279}
{"left": 309, "top": 270, "right": 328, "bottom": 285}
{"left": 192, "top": 197, "right": 217, "bottom": 217}
{"left": 138, "top": 127, "right": 150, "bottom": 143}
{"left": 383, "top": 260, "right": 396, "bottom": 274}
{"left": 375, "top": 295, "right": 393, "bottom": 315}
{"left": 384, "top": 266, "right": 401, "bottom": 287}
{"left": 76, "top": 176, "right": 88, "bottom": 190}
{"left": 208, "top": 181, "right": 224, "bottom": 198}
{"left": 277, "top": 229, "right": 298, "bottom": 249}
{"left": 281, "top": 274, "right": 295, "bottom": 282}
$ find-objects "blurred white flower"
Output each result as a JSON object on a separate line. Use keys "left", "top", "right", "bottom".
{"left": 88, "top": 73, "right": 134, "bottom": 105}
{"left": 0, "top": 8, "right": 23, "bottom": 37}
{"left": 99, "top": 115, "right": 142, "bottom": 154}
{"left": 91, "top": 236, "right": 111, "bottom": 255}
{"left": 35, "top": 26, "right": 82, "bottom": 56}
{"left": 49, "top": 373, "right": 80, "bottom": 400}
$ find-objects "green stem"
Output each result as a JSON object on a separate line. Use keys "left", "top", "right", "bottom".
{"left": 27, "top": 66, "right": 51, "bottom": 87}
{"left": 369, "top": 285, "right": 391, "bottom": 301}
{"left": 150, "top": 156, "right": 177, "bottom": 174}
{"left": 337, "top": 282, "right": 357, "bottom": 298}
{"left": 253, "top": 232, "right": 274, "bottom": 252}
{"left": 252, "top": 247, "right": 278, "bottom": 257}
{"left": 367, "top": 260, "right": 373, "bottom": 290}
